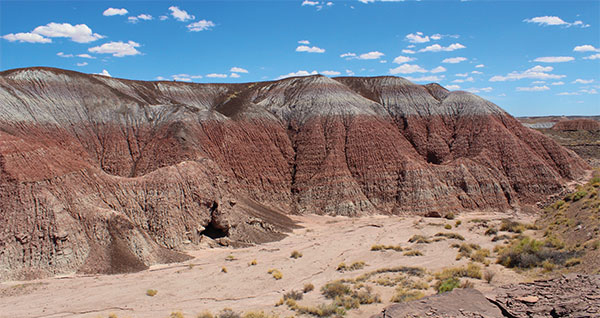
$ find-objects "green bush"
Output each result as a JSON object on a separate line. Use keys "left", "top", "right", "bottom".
{"left": 497, "top": 236, "right": 579, "bottom": 268}
{"left": 436, "top": 277, "right": 460, "bottom": 293}
{"left": 146, "top": 289, "right": 158, "bottom": 297}
{"left": 321, "top": 281, "right": 351, "bottom": 299}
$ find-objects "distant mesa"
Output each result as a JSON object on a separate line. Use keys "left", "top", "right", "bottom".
{"left": 552, "top": 118, "right": 600, "bottom": 131}
{"left": 0, "top": 67, "right": 589, "bottom": 280}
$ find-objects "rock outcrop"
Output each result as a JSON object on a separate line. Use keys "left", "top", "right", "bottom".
{"left": 0, "top": 67, "right": 589, "bottom": 279}
{"left": 552, "top": 118, "right": 600, "bottom": 131}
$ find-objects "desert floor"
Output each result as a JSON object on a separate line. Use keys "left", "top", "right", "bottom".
{"left": 0, "top": 212, "right": 536, "bottom": 318}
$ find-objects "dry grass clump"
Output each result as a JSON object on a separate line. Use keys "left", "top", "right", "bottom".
{"left": 403, "top": 250, "right": 423, "bottom": 256}
{"left": 283, "top": 290, "right": 303, "bottom": 301}
{"left": 485, "top": 227, "right": 498, "bottom": 236}
{"left": 286, "top": 300, "right": 344, "bottom": 318}
{"left": 390, "top": 288, "right": 425, "bottom": 302}
{"left": 434, "top": 232, "right": 465, "bottom": 241}
{"left": 435, "top": 263, "right": 482, "bottom": 280}
{"left": 145, "top": 289, "right": 157, "bottom": 297}
{"left": 321, "top": 281, "right": 351, "bottom": 299}
{"left": 217, "top": 308, "right": 241, "bottom": 318}
{"left": 500, "top": 219, "right": 535, "bottom": 233}
{"left": 470, "top": 248, "right": 491, "bottom": 264}
{"left": 454, "top": 243, "right": 481, "bottom": 260}
{"left": 303, "top": 283, "right": 315, "bottom": 293}
{"left": 242, "top": 311, "right": 279, "bottom": 318}
{"left": 248, "top": 259, "right": 257, "bottom": 266}
{"left": 444, "top": 213, "right": 455, "bottom": 220}
{"left": 221, "top": 266, "right": 228, "bottom": 273}
{"left": 496, "top": 236, "right": 579, "bottom": 269}
{"left": 197, "top": 311, "right": 214, "bottom": 318}
{"left": 267, "top": 269, "right": 283, "bottom": 280}
{"left": 408, "top": 235, "right": 430, "bottom": 244}
{"left": 444, "top": 224, "right": 452, "bottom": 230}
{"left": 336, "top": 261, "right": 366, "bottom": 272}
{"left": 371, "top": 244, "right": 403, "bottom": 251}
{"left": 483, "top": 270, "right": 495, "bottom": 283}
{"left": 170, "top": 312, "right": 185, "bottom": 318}
{"left": 225, "top": 255, "right": 236, "bottom": 261}
{"left": 290, "top": 250, "right": 303, "bottom": 259}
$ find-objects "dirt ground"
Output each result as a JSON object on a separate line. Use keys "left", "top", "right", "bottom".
{"left": 0, "top": 212, "right": 536, "bottom": 318}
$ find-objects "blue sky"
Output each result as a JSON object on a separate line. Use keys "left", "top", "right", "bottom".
{"left": 1, "top": 0, "right": 599, "bottom": 116}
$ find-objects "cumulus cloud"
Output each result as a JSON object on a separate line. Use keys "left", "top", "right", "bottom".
{"left": 430, "top": 66, "right": 446, "bottom": 73}
{"left": 277, "top": 70, "right": 318, "bottom": 79}
{"left": 340, "top": 52, "right": 356, "bottom": 58}
{"left": 187, "top": 20, "right": 216, "bottom": 31}
{"left": 89, "top": 40, "right": 141, "bottom": 57}
{"left": 471, "top": 70, "right": 483, "bottom": 74}
{"left": 524, "top": 16, "right": 589, "bottom": 27}
{"left": 128, "top": 14, "right": 153, "bottom": 23}
{"left": 230, "top": 73, "right": 240, "bottom": 78}
{"left": 405, "top": 32, "right": 429, "bottom": 43}
{"left": 2, "top": 32, "right": 51, "bottom": 43}
{"left": 573, "top": 45, "right": 600, "bottom": 52}
{"left": 296, "top": 45, "right": 325, "bottom": 53}
{"left": 298, "top": 40, "right": 310, "bottom": 44}
{"left": 445, "top": 84, "right": 460, "bottom": 90}
{"left": 321, "top": 70, "right": 341, "bottom": 76}
{"left": 401, "top": 49, "right": 416, "bottom": 54}
{"left": 392, "top": 55, "right": 415, "bottom": 64}
{"left": 489, "top": 65, "right": 565, "bottom": 82}
{"left": 572, "top": 79, "right": 594, "bottom": 84}
{"left": 475, "top": 64, "right": 484, "bottom": 68}
{"left": 345, "top": 69, "right": 355, "bottom": 76}
{"left": 465, "top": 87, "right": 493, "bottom": 93}
{"left": 419, "top": 43, "right": 466, "bottom": 53}
{"left": 169, "top": 6, "right": 195, "bottom": 21}
{"left": 77, "top": 53, "right": 95, "bottom": 59}
{"left": 94, "top": 69, "right": 111, "bottom": 77}
{"left": 557, "top": 92, "right": 579, "bottom": 96}
{"left": 533, "top": 56, "right": 574, "bottom": 63}
{"left": 77, "top": 62, "right": 88, "bottom": 66}
{"left": 583, "top": 54, "right": 600, "bottom": 60}
{"left": 230, "top": 67, "right": 248, "bottom": 73}
{"left": 33, "top": 22, "right": 104, "bottom": 43}
{"left": 159, "top": 15, "right": 169, "bottom": 21}
{"left": 57, "top": 52, "right": 73, "bottom": 58}
{"left": 516, "top": 85, "right": 550, "bottom": 92}
{"left": 453, "top": 77, "right": 474, "bottom": 83}
{"left": 389, "top": 64, "right": 427, "bottom": 74}
{"left": 442, "top": 57, "right": 467, "bottom": 64}
{"left": 551, "top": 81, "right": 564, "bottom": 85}
{"left": 302, "top": 0, "right": 319, "bottom": 5}
{"left": 206, "top": 73, "right": 228, "bottom": 78}
{"left": 404, "top": 75, "right": 444, "bottom": 82}
{"left": 103, "top": 8, "right": 128, "bottom": 16}
{"left": 171, "top": 74, "right": 203, "bottom": 81}
{"left": 341, "top": 51, "right": 384, "bottom": 60}
{"left": 455, "top": 73, "right": 468, "bottom": 77}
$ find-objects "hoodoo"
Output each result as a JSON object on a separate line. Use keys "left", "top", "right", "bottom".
{"left": 0, "top": 67, "right": 588, "bottom": 280}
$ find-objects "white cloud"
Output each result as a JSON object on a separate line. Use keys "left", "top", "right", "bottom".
{"left": 345, "top": 69, "right": 355, "bottom": 76}
{"left": 446, "top": 84, "right": 460, "bottom": 90}
{"left": 321, "top": 70, "right": 341, "bottom": 76}
{"left": 551, "top": 81, "right": 564, "bottom": 85}
{"left": 419, "top": 43, "right": 466, "bottom": 53}
{"left": 405, "top": 32, "right": 429, "bottom": 43}
{"left": 230, "top": 73, "right": 240, "bottom": 78}
{"left": 327, "top": 2, "right": 333, "bottom": 6}
{"left": 277, "top": 70, "right": 318, "bottom": 79}
{"left": 442, "top": 57, "right": 467, "bottom": 64}
{"left": 33, "top": 22, "right": 103, "bottom": 43}
{"left": 580, "top": 88, "right": 598, "bottom": 94}
{"left": 302, "top": 0, "right": 319, "bottom": 5}
{"left": 298, "top": 40, "right": 310, "bottom": 44}
{"left": 380, "top": 60, "right": 387, "bottom": 63}
{"left": 171, "top": 74, "right": 203, "bottom": 81}
{"left": 524, "top": 16, "right": 589, "bottom": 28}
{"left": 88, "top": 40, "right": 141, "bottom": 57}
{"left": 392, "top": 55, "right": 415, "bottom": 64}
{"left": 583, "top": 54, "right": 600, "bottom": 60}
{"left": 230, "top": 67, "right": 248, "bottom": 73}
{"left": 57, "top": 52, "right": 73, "bottom": 58}
{"left": 103, "top": 8, "right": 128, "bottom": 16}
{"left": 471, "top": 70, "right": 483, "bottom": 74}
{"left": 404, "top": 75, "right": 444, "bottom": 82}
{"left": 516, "top": 85, "right": 550, "bottom": 92}
{"left": 465, "top": 87, "right": 493, "bottom": 93}
{"left": 2, "top": 32, "right": 51, "bottom": 43}
{"left": 358, "top": 51, "right": 384, "bottom": 59}
{"left": 533, "top": 56, "right": 574, "bottom": 63}
{"left": 389, "top": 64, "right": 427, "bottom": 74}
{"left": 159, "top": 15, "right": 168, "bottom": 21}
{"left": 340, "top": 52, "right": 356, "bottom": 58}
{"left": 296, "top": 45, "right": 325, "bottom": 53}
{"left": 77, "top": 53, "right": 95, "bottom": 59}
{"left": 430, "top": 34, "right": 442, "bottom": 40}
{"left": 128, "top": 17, "right": 139, "bottom": 23}
{"left": 557, "top": 92, "right": 579, "bottom": 96}
{"left": 572, "top": 79, "right": 594, "bottom": 84}
{"left": 77, "top": 62, "right": 88, "bottom": 66}
{"left": 532, "top": 80, "right": 545, "bottom": 84}
{"left": 453, "top": 77, "right": 474, "bottom": 83}
{"left": 94, "top": 69, "right": 111, "bottom": 77}
{"left": 187, "top": 20, "right": 216, "bottom": 32}
{"left": 456, "top": 73, "right": 468, "bottom": 77}
{"left": 573, "top": 45, "right": 600, "bottom": 52}
{"left": 475, "top": 64, "right": 484, "bottom": 68}
{"left": 401, "top": 49, "right": 416, "bottom": 54}
{"left": 430, "top": 66, "right": 446, "bottom": 73}
{"left": 206, "top": 73, "right": 228, "bottom": 78}
{"left": 156, "top": 76, "right": 167, "bottom": 80}
{"left": 169, "top": 6, "right": 195, "bottom": 22}
{"left": 128, "top": 14, "right": 153, "bottom": 23}
{"left": 489, "top": 65, "right": 565, "bottom": 82}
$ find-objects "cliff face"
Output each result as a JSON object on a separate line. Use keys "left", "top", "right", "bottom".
{"left": 0, "top": 67, "right": 588, "bottom": 279}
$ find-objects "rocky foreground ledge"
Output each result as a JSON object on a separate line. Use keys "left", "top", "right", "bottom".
{"left": 373, "top": 274, "right": 600, "bottom": 318}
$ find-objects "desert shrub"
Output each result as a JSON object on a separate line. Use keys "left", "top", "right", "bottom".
{"left": 455, "top": 243, "right": 480, "bottom": 260}
{"left": 248, "top": 259, "right": 257, "bottom": 266}
{"left": 500, "top": 220, "right": 526, "bottom": 233}
{"left": 444, "top": 213, "right": 455, "bottom": 220}
{"left": 412, "top": 280, "right": 429, "bottom": 290}
{"left": 496, "top": 236, "right": 579, "bottom": 268}
{"left": 352, "top": 285, "right": 381, "bottom": 304}
{"left": 491, "top": 234, "right": 511, "bottom": 242}
{"left": 444, "top": 224, "right": 452, "bottom": 230}
{"left": 321, "top": 281, "right": 351, "bottom": 299}
{"left": 485, "top": 227, "right": 498, "bottom": 236}
{"left": 483, "top": 270, "right": 495, "bottom": 283}
{"left": 403, "top": 250, "right": 423, "bottom": 256}
{"left": 390, "top": 289, "right": 425, "bottom": 302}
{"left": 242, "top": 312, "right": 279, "bottom": 318}
{"left": 170, "top": 312, "right": 185, "bottom": 318}
{"left": 565, "top": 257, "right": 581, "bottom": 267}
{"left": 197, "top": 311, "right": 214, "bottom": 318}
{"left": 268, "top": 269, "right": 282, "bottom": 280}
{"left": 283, "top": 290, "right": 303, "bottom": 301}
{"left": 225, "top": 255, "right": 236, "bottom": 261}
{"left": 337, "top": 261, "right": 365, "bottom": 272}
{"left": 146, "top": 289, "right": 158, "bottom": 297}
{"left": 221, "top": 266, "right": 228, "bottom": 273}
{"left": 455, "top": 220, "right": 462, "bottom": 227}
{"left": 371, "top": 244, "right": 402, "bottom": 251}
{"left": 436, "top": 277, "right": 460, "bottom": 293}
{"left": 303, "top": 283, "right": 315, "bottom": 293}
{"left": 542, "top": 260, "right": 556, "bottom": 272}
{"left": 570, "top": 190, "right": 588, "bottom": 202}
{"left": 218, "top": 309, "right": 241, "bottom": 318}
{"left": 436, "top": 263, "right": 482, "bottom": 280}
{"left": 408, "top": 235, "right": 430, "bottom": 244}
{"left": 435, "top": 232, "right": 465, "bottom": 240}
{"left": 290, "top": 250, "right": 303, "bottom": 259}
{"left": 293, "top": 303, "right": 343, "bottom": 317}
{"left": 333, "top": 295, "right": 360, "bottom": 310}
{"left": 470, "top": 249, "right": 490, "bottom": 263}
{"left": 108, "top": 314, "right": 118, "bottom": 318}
